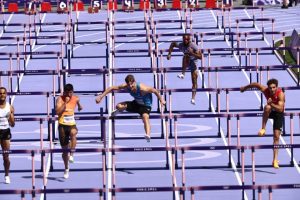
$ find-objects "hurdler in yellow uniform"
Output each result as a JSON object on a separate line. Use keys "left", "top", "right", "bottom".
{"left": 56, "top": 84, "right": 82, "bottom": 179}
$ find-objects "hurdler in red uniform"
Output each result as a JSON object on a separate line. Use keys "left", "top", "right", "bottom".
{"left": 240, "top": 79, "right": 285, "bottom": 169}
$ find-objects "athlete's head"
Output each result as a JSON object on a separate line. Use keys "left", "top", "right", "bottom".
{"left": 267, "top": 78, "right": 278, "bottom": 95}
{"left": 63, "top": 84, "right": 74, "bottom": 97}
{"left": 182, "top": 34, "right": 191, "bottom": 46}
{"left": 125, "top": 75, "right": 136, "bottom": 91}
{"left": 0, "top": 87, "right": 7, "bottom": 102}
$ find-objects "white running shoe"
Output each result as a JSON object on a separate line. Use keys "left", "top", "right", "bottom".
{"left": 69, "top": 155, "right": 74, "bottom": 163}
{"left": 4, "top": 176, "right": 10, "bottom": 184}
{"left": 111, "top": 109, "right": 121, "bottom": 117}
{"left": 144, "top": 135, "right": 151, "bottom": 142}
{"left": 64, "top": 169, "right": 69, "bottom": 179}
{"left": 177, "top": 73, "right": 185, "bottom": 79}
{"left": 191, "top": 99, "right": 196, "bottom": 105}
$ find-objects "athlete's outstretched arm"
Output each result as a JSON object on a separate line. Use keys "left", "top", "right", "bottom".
{"left": 140, "top": 83, "right": 166, "bottom": 106}
{"left": 240, "top": 82, "right": 266, "bottom": 93}
{"left": 167, "top": 42, "right": 178, "bottom": 60}
{"left": 95, "top": 84, "right": 127, "bottom": 104}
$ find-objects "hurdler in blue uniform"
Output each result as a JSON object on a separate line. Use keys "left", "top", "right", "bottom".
{"left": 96, "top": 75, "right": 166, "bottom": 142}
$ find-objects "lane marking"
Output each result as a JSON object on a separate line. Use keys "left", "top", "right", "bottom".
{"left": 244, "top": 9, "right": 300, "bottom": 174}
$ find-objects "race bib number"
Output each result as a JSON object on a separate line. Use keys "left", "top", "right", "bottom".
{"left": 63, "top": 115, "right": 75, "bottom": 124}
{"left": 0, "top": 117, "right": 7, "bottom": 123}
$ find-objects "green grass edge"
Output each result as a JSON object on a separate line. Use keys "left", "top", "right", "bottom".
{"left": 275, "top": 36, "right": 299, "bottom": 77}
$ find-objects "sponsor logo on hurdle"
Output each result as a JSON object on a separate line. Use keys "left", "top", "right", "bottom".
{"left": 16, "top": 92, "right": 32, "bottom": 95}
{"left": 294, "top": 184, "right": 300, "bottom": 188}
{"left": 134, "top": 147, "right": 153, "bottom": 151}
{"left": 128, "top": 68, "right": 144, "bottom": 71}
{"left": 25, "top": 70, "right": 39, "bottom": 73}
{"left": 273, "top": 144, "right": 292, "bottom": 149}
{"left": 0, "top": 150, "right": 12, "bottom": 154}
{"left": 136, "top": 187, "right": 158, "bottom": 191}
{"left": 127, "top": 50, "right": 141, "bottom": 53}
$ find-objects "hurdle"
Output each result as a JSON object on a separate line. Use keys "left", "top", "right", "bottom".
{"left": 182, "top": 7, "right": 221, "bottom": 31}
{"left": 0, "top": 21, "right": 71, "bottom": 53}
{"left": 236, "top": 17, "right": 275, "bottom": 40}
{"left": 109, "top": 143, "right": 300, "bottom": 199}
{"left": 69, "top": 21, "right": 108, "bottom": 60}
{"left": 220, "top": 6, "right": 264, "bottom": 30}
{"left": 0, "top": 181, "right": 279, "bottom": 200}
{"left": 0, "top": 187, "right": 105, "bottom": 200}
{"left": 0, "top": 148, "right": 106, "bottom": 200}
{"left": 1, "top": 142, "right": 299, "bottom": 199}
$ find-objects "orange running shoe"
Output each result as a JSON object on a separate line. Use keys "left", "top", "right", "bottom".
{"left": 272, "top": 160, "right": 280, "bottom": 169}
{"left": 258, "top": 128, "right": 266, "bottom": 136}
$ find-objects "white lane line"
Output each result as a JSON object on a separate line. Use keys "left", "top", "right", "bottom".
{"left": 0, "top": 14, "right": 13, "bottom": 70}
{"left": 244, "top": 9, "right": 300, "bottom": 174}
{"left": 0, "top": 14, "right": 13, "bottom": 37}
{"left": 107, "top": 10, "right": 114, "bottom": 200}
{"left": 210, "top": 9, "right": 250, "bottom": 200}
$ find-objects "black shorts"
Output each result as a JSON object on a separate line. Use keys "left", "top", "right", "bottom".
{"left": 269, "top": 111, "right": 284, "bottom": 131}
{"left": 58, "top": 124, "right": 77, "bottom": 146}
{"left": 125, "top": 100, "right": 151, "bottom": 116}
{"left": 0, "top": 129, "right": 11, "bottom": 140}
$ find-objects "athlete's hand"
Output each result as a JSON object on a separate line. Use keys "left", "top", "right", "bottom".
{"left": 187, "top": 47, "right": 194, "bottom": 55}
{"left": 160, "top": 99, "right": 166, "bottom": 106}
{"left": 267, "top": 98, "right": 273, "bottom": 105}
{"left": 65, "top": 96, "right": 70, "bottom": 103}
{"left": 240, "top": 87, "right": 245, "bottom": 93}
{"left": 95, "top": 96, "right": 103, "bottom": 104}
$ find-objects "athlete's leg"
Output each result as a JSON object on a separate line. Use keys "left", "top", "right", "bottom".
{"left": 1, "top": 139, "right": 10, "bottom": 176}
{"left": 142, "top": 113, "right": 150, "bottom": 136}
{"left": 258, "top": 104, "right": 271, "bottom": 136}
{"left": 59, "top": 125, "right": 69, "bottom": 170}
{"left": 191, "top": 69, "right": 198, "bottom": 103}
{"left": 69, "top": 126, "right": 78, "bottom": 161}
